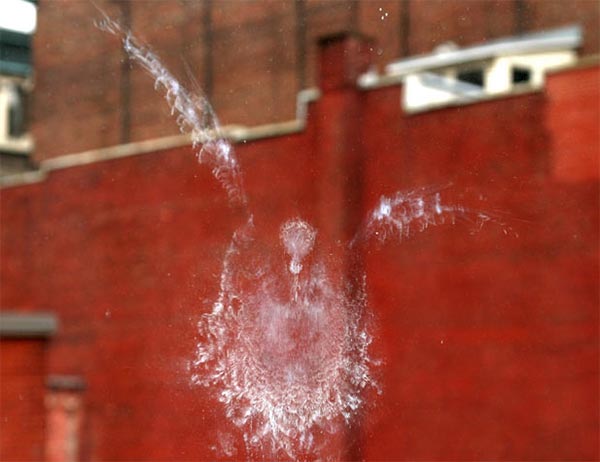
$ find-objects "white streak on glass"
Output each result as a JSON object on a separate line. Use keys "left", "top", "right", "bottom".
{"left": 95, "top": 14, "right": 247, "bottom": 206}
{"left": 190, "top": 218, "right": 377, "bottom": 459}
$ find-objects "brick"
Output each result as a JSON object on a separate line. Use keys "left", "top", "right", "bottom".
{"left": 30, "top": 0, "right": 599, "bottom": 159}
{"left": 1, "top": 18, "right": 598, "bottom": 462}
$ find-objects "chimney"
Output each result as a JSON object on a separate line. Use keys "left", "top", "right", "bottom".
{"left": 318, "top": 32, "right": 374, "bottom": 92}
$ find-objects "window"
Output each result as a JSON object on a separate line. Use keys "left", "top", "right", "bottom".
{"left": 8, "top": 83, "right": 26, "bottom": 137}
{"left": 457, "top": 68, "right": 485, "bottom": 87}
{"left": 512, "top": 66, "right": 531, "bottom": 84}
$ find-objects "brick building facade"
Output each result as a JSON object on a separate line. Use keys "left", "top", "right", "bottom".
{"left": 2, "top": 25, "right": 599, "bottom": 459}
{"left": 1, "top": 1, "right": 599, "bottom": 460}
{"left": 31, "top": 0, "right": 599, "bottom": 161}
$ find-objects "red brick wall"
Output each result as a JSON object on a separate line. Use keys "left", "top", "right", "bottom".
{"left": 358, "top": 67, "right": 599, "bottom": 460}
{"left": 2, "top": 36, "right": 598, "bottom": 460}
{"left": 0, "top": 340, "right": 47, "bottom": 461}
{"left": 395, "top": 0, "right": 599, "bottom": 56}
{"left": 546, "top": 64, "right": 600, "bottom": 182}
{"left": 31, "top": 0, "right": 599, "bottom": 161}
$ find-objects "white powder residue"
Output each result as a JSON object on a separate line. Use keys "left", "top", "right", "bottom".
{"left": 95, "top": 14, "right": 247, "bottom": 206}
{"left": 96, "top": 11, "right": 514, "bottom": 460}
{"left": 190, "top": 218, "right": 377, "bottom": 459}
{"left": 355, "top": 186, "right": 505, "bottom": 245}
